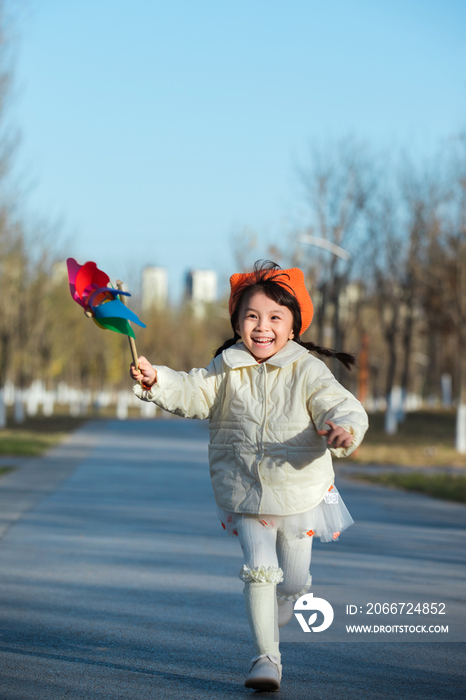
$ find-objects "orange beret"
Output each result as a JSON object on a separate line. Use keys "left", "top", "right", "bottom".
{"left": 229, "top": 267, "right": 314, "bottom": 336}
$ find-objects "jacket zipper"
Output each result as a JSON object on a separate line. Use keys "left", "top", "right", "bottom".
{"left": 258, "top": 364, "right": 267, "bottom": 514}
{"left": 262, "top": 363, "right": 267, "bottom": 451}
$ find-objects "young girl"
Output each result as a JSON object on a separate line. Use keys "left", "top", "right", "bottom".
{"left": 130, "top": 260, "right": 369, "bottom": 692}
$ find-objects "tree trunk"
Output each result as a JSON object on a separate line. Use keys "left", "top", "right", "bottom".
{"left": 456, "top": 325, "right": 466, "bottom": 453}
{"left": 0, "top": 331, "right": 10, "bottom": 389}
{"left": 400, "top": 300, "right": 414, "bottom": 422}
{"left": 358, "top": 333, "right": 369, "bottom": 404}
{"left": 384, "top": 310, "right": 399, "bottom": 434}
{"left": 316, "top": 281, "right": 328, "bottom": 347}
{"left": 332, "top": 275, "right": 342, "bottom": 382}
{"left": 424, "top": 329, "right": 440, "bottom": 402}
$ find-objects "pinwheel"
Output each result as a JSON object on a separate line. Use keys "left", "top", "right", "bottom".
{"left": 67, "top": 257, "right": 145, "bottom": 369}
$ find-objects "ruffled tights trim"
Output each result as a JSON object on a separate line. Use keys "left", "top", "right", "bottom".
{"left": 239, "top": 564, "right": 284, "bottom": 584}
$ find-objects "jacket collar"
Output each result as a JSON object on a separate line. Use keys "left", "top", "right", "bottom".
{"left": 222, "top": 340, "right": 309, "bottom": 369}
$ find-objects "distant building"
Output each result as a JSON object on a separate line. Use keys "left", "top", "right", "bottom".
{"left": 142, "top": 267, "right": 168, "bottom": 311}
{"left": 185, "top": 269, "right": 217, "bottom": 318}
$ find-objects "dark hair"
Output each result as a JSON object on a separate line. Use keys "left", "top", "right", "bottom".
{"left": 214, "top": 260, "right": 356, "bottom": 371}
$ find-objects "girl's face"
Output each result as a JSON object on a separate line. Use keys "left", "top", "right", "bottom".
{"left": 235, "top": 289, "right": 294, "bottom": 362}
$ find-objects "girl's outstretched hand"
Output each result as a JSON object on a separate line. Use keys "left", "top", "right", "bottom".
{"left": 317, "top": 420, "right": 354, "bottom": 448}
{"left": 130, "top": 356, "right": 157, "bottom": 387}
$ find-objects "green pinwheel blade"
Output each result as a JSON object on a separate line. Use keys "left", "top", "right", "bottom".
{"left": 93, "top": 317, "right": 135, "bottom": 338}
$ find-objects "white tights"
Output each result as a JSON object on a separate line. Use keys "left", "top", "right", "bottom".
{"left": 236, "top": 516, "right": 313, "bottom": 597}
{"left": 235, "top": 516, "right": 313, "bottom": 661}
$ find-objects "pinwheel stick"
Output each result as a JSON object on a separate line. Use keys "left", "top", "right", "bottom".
{"left": 116, "top": 280, "right": 139, "bottom": 372}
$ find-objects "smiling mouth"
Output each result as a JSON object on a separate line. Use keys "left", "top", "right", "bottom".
{"left": 252, "top": 338, "right": 274, "bottom": 346}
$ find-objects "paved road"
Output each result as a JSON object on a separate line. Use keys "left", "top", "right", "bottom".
{"left": 0, "top": 418, "right": 465, "bottom": 699}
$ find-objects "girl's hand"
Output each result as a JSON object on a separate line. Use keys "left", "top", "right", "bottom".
{"left": 130, "top": 356, "right": 157, "bottom": 387}
{"left": 317, "top": 420, "right": 354, "bottom": 448}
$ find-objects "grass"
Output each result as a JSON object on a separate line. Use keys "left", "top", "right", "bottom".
{"left": 0, "top": 416, "right": 89, "bottom": 457}
{"left": 349, "top": 472, "right": 466, "bottom": 504}
{"left": 349, "top": 410, "right": 466, "bottom": 468}
{"left": 0, "top": 404, "right": 162, "bottom": 458}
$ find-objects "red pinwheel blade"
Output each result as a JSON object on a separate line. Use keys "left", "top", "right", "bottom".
{"left": 66, "top": 258, "right": 81, "bottom": 286}
{"left": 67, "top": 258, "right": 87, "bottom": 308}
{"left": 75, "top": 262, "right": 110, "bottom": 299}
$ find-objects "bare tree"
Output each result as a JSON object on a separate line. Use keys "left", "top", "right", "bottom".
{"left": 417, "top": 138, "right": 466, "bottom": 450}
{"left": 296, "top": 137, "right": 376, "bottom": 380}
{"left": 396, "top": 162, "right": 440, "bottom": 419}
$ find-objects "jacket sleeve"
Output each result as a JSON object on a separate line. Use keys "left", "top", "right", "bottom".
{"left": 132, "top": 355, "right": 224, "bottom": 420}
{"left": 306, "top": 358, "right": 369, "bottom": 459}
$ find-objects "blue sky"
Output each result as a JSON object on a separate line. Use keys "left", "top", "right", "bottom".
{"left": 11, "top": 0, "right": 466, "bottom": 301}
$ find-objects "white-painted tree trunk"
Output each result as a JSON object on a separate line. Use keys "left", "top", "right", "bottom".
{"left": 57, "top": 382, "right": 69, "bottom": 405}
{"left": 384, "top": 405, "right": 398, "bottom": 434}
{"left": 140, "top": 400, "right": 156, "bottom": 418}
{"left": 14, "top": 391, "right": 25, "bottom": 423}
{"left": 80, "top": 390, "right": 91, "bottom": 416}
{"left": 96, "top": 391, "right": 111, "bottom": 410}
{"left": 441, "top": 374, "right": 453, "bottom": 408}
{"left": 398, "top": 387, "right": 407, "bottom": 423}
{"left": 455, "top": 404, "right": 466, "bottom": 454}
{"left": 26, "top": 392, "right": 39, "bottom": 416}
{"left": 116, "top": 391, "right": 128, "bottom": 420}
{"left": 385, "top": 387, "right": 401, "bottom": 434}
{"left": 3, "top": 380, "right": 15, "bottom": 406}
{"left": 43, "top": 392, "right": 55, "bottom": 416}
{"left": 69, "top": 389, "right": 81, "bottom": 416}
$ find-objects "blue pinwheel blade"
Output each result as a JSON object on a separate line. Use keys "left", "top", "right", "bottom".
{"left": 87, "top": 286, "right": 131, "bottom": 307}
{"left": 93, "top": 299, "right": 146, "bottom": 327}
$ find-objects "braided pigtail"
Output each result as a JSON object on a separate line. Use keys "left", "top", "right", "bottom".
{"left": 214, "top": 334, "right": 241, "bottom": 357}
{"left": 297, "top": 339, "right": 357, "bottom": 371}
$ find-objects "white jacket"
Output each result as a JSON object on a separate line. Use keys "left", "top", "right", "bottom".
{"left": 133, "top": 340, "right": 369, "bottom": 516}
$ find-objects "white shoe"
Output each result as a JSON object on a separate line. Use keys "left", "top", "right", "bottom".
{"left": 244, "top": 653, "right": 282, "bottom": 691}
{"left": 277, "top": 598, "right": 294, "bottom": 628}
